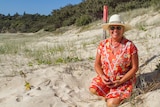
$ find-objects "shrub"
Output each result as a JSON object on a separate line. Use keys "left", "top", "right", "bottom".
{"left": 75, "top": 15, "right": 92, "bottom": 26}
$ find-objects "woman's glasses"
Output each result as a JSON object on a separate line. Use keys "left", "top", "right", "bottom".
{"left": 109, "top": 26, "right": 122, "bottom": 30}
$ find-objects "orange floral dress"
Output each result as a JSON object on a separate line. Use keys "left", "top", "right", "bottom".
{"left": 89, "top": 37, "right": 138, "bottom": 100}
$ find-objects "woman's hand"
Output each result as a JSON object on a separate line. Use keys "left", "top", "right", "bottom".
{"left": 100, "top": 75, "right": 114, "bottom": 87}
{"left": 107, "top": 79, "right": 122, "bottom": 88}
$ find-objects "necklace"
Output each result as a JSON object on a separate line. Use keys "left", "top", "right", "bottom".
{"left": 110, "top": 37, "right": 123, "bottom": 48}
{"left": 110, "top": 42, "right": 120, "bottom": 49}
{"left": 110, "top": 37, "right": 123, "bottom": 54}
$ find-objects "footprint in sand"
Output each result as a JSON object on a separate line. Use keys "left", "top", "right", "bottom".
{"left": 16, "top": 96, "right": 23, "bottom": 102}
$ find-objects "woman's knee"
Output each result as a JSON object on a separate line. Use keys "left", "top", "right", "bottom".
{"left": 106, "top": 98, "right": 121, "bottom": 107}
{"left": 89, "top": 87, "right": 97, "bottom": 95}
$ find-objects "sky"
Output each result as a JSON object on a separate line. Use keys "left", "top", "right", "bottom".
{"left": 0, "top": 0, "right": 83, "bottom": 16}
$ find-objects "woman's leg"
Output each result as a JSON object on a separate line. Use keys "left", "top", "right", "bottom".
{"left": 89, "top": 87, "right": 98, "bottom": 95}
{"left": 106, "top": 98, "right": 121, "bottom": 107}
{"left": 89, "top": 87, "right": 106, "bottom": 100}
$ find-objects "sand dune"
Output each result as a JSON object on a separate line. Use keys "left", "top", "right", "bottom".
{"left": 0, "top": 10, "right": 160, "bottom": 107}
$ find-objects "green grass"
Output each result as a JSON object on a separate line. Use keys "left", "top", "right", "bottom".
{"left": 0, "top": 32, "right": 97, "bottom": 66}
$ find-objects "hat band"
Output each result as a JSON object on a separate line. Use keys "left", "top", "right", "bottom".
{"left": 109, "top": 21, "right": 124, "bottom": 24}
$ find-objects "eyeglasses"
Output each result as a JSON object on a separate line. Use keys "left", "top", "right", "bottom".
{"left": 109, "top": 26, "right": 122, "bottom": 30}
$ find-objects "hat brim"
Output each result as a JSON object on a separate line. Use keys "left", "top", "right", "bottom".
{"left": 102, "top": 23, "right": 131, "bottom": 32}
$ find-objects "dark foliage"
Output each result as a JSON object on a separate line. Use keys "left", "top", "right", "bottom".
{"left": 0, "top": 0, "right": 158, "bottom": 33}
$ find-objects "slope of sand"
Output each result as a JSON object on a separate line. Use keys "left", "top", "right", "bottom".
{"left": 0, "top": 11, "right": 160, "bottom": 107}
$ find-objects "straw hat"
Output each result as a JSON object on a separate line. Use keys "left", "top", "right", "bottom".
{"left": 102, "top": 14, "right": 131, "bottom": 32}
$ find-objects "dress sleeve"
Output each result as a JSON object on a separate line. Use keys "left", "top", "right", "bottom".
{"left": 130, "top": 41, "right": 138, "bottom": 55}
{"left": 97, "top": 40, "right": 105, "bottom": 55}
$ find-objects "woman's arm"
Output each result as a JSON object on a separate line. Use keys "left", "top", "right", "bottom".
{"left": 120, "top": 52, "right": 139, "bottom": 84}
{"left": 94, "top": 52, "right": 104, "bottom": 76}
{"left": 94, "top": 52, "right": 111, "bottom": 85}
{"left": 111, "top": 52, "right": 139, "bottom": 87}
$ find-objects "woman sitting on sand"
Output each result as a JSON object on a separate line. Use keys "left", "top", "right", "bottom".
{"left": 89, "top": 14, "right": 139, "bottom": 107}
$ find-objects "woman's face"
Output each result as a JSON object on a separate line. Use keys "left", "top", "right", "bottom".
{"left": 109, "top": 25, "right": 124, "bottom": 40}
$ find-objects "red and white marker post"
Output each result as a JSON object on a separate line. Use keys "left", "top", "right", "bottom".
{"left": 103, "top": 5, "right": 108, "bottom": 39}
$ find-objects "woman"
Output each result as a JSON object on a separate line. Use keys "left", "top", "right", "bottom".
{"left": 89, "top": 14, "right": 139, "bottom": 107}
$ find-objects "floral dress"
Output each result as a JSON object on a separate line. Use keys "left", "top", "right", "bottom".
{"left": 89, "top": 37, "right": 138, "bottom": 100}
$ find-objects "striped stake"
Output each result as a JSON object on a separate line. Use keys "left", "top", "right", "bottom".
{"left": 103, "top": 5, "right": 108, "bottom": 39}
